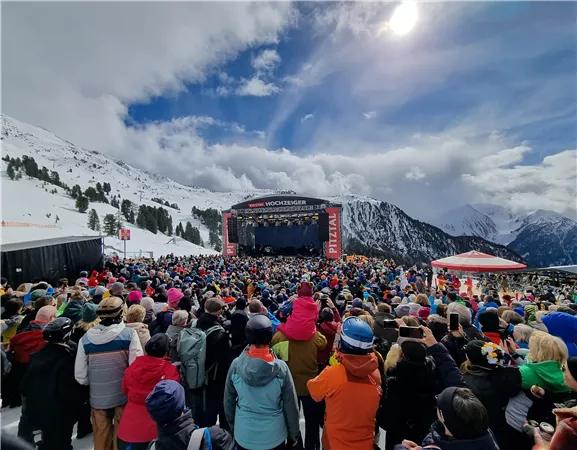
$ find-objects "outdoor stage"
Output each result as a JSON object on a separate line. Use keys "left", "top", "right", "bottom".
{"left": 222, "top": 195, "right": 343, "bottom": 259}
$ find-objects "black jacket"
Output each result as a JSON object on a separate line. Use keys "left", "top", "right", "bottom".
{"left": 441, "top": 324, "right": 486, "bottom": 367}
{"left": 20, "top": 342, "right": 86, "bottom": 426}
{"left": 229, "top": 309, "right": 248, "bottom": 358}
{"left": 197, "top": 313, "right": 231, "bottom": 394}
{"left": 380, "top": 356, "right": 439, "bottom": 449}
{"left": 394, "top": 420, "right": 500, "bottom": 450}
{"left": 154, "top": 411, "right": 234, "bottom": 450}
{"left": 463, "top": 366, "right": 521, "bottom": 447}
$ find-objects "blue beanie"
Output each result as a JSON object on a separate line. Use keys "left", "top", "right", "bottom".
{"left": 146, "top": 380, "right": 185, "bottom": 425}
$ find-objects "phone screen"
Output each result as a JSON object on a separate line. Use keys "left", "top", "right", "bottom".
{"left": 382, "top": 319, "right": 398, "bottom": 328}
{"left": 399, "top": 326, "right": 424, "bottom": 339}
{"left": 449, "top": 313, "right": 460, "bottom": 331}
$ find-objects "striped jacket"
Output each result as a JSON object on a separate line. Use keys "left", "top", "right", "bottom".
{"left": 75, "top": 322, "right": 143, "bottom": 409}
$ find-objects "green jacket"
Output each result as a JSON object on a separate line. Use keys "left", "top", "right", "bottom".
{"left": 519, "top": 360, "right": 569, "bottom": 393}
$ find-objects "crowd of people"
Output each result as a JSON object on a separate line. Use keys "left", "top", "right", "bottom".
{"left": 1, "top": 254, "right": 576, "bottom": 450}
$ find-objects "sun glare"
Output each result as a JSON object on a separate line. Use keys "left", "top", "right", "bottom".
{"left": 389, "top": 1, "right": 418, "bottom": 36}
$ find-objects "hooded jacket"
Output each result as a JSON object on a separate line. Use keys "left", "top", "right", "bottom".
{"left": 277, "top": 296, "right": 318, "bottom": 341}
{"left": 117, "top": 355, "right": 180, "bottom": 443}
{"left": 393, "top": 420, "right": 500, "bottom": 450}
{"left": 61, "top": 300, "right": 85, "bottom": 323}
{"left": 520, "top": 360, "right": 569, "bottom": 393}
{"left": 75, "top": 322, "right": 143, "bottom": 409}
{"left": 308, "top": 352, "right": 382, "bottom": 450}
{"left": 10, "top": 322, "right": 47, "bottom": 363}
{"left": 542, "top": 313, "right": 577, "bottom": 357}
{"left": 271, "top": 329, "right": 327, "bottom": 396}
{"left": 317, "top": 321, "right": 339, "bottom": 365}
{"left": 126, "top": 322, "right": 151, "bottom": 353}
{"left": 153, "top": 410, "right": 235, "bottom": 450}
{"left": 224, "top": 349, "right": 300, "bottom": 450}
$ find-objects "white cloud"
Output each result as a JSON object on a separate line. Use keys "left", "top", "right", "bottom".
{"left": 215, "top": 85, "right": 232, "bottom": 97}
{"left": 364, "top": 111, "right": 376, "bottom": 119}
{"left": 301, "top": 114, "right": 314, "bottom": 122}
{"left": 236, "top": 78, "right": 281, "bottom": 97}
{"left": 2, "top": 2, "right": 293, "bottom": 152}
{"left": 405, "top": 166, "right": 425, "bottom": 181}
{"left": 252, "top": 49, "right": 281, "bottom": 72}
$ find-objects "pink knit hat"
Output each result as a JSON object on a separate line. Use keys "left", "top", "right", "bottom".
{"left": 418, "top": 307, "right": 430, "bottom": 319}
{"left": 167, "top": 288, "right": 184, "bottom": 308}
{"left": 127, "top": 290, "right": 142, "bottom": 303}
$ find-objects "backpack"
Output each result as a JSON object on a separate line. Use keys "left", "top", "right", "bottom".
{"left": 149, "top": 427, "right": 210, "bottom": 450}
{"left": 178, "top": 319, "right": 223, "bottom": 389}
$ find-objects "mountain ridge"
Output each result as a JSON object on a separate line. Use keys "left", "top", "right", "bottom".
{"left": 1, "top": 114, "right": 523, "bottom": 265}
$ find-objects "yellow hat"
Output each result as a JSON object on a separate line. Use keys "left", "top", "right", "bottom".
{"left": 102, "top": 289, "right": 111, "bottom": 299}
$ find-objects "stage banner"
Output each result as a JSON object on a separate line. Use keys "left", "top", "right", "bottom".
{"left": 222, "top": 213, "right": 237, "bottom": 257}
{"left": 324, "top": 207, "right": 341, "bottom": 259}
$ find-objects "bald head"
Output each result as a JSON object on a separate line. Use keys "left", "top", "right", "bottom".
{"left": 36, "top": 305, "right": 57, "bottom": 323}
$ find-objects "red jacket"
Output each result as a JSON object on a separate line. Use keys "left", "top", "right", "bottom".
{"left": 10, "top": 329, "right": 46, "bottom": 363}
{"left": 117, "top": 355, "right": 180, "bottom": 443}
{"left": 317, "top": 321, "right": 339, "bottom": 365}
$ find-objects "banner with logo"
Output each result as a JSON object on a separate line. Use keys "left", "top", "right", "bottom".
{"left": 324, "top": 207, "right": 341, "bottom": 259}
{"left": 222, "top": 213, "right": 237, "bottom": 257}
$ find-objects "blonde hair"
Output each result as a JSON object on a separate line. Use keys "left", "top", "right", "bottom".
{"left": 501, "top": 310, "right": 525, "bottom": 325}
{"left": 69, "top": 286, "right": 84, "bottom": 300}
{"left": 74, "top": 318, "right": 100, "bottom": 332}
{"left": 497, "top": 306, "right": 511, "bottom": 318}
{"left": 385, "top": 343, "right": 402, "bottom": 371}
{"left": 56, "top": 294, "right": 68, "bottom": 309}
{"left": 401, "top": 316, "right": 419, "bottom": 327}
{"left": 415, "top": 294, "right": 430, "bottom": 307}
{"left": 528, "top": 331, "right": 568, "bottom": 365}
{"left": 126, "top": 304, "right": 146, "bottom": 323}
{"left": 513, "top": 324, "right": 534, "bottom": 343}
{"left": 357, "top": 314, "right": 375, "bottom": 330}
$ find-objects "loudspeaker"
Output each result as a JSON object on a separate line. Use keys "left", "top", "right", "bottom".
{"left": 318, "top": 212, "right": 329, "bottom": 242}
{"left": 227, "top": 216, "right": 239, "bottom": 243}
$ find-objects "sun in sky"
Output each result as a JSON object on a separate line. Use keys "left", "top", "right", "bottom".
{"left": 388, "top": 1, "right": 419, "bottom": 36}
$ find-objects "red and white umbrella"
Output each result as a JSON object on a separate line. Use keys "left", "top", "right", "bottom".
{"left": 431, "top": 251, "right": 526, "bottom": 273}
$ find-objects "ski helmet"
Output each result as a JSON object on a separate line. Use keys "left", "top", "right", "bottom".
{"left": 340, "top": 317, "right": 374, "bottom": 355}
{"left": 245, "top": 314, "right": 274, "bottom": 346}
{"left": 43, "top": 317, "right": 73, "bottom": 343}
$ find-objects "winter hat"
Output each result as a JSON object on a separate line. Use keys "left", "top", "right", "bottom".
{"left": 235, "top": 297, "right": 247, "bottom": 311}
{"left": 205, "top": 297, "right": 225, "bottom": 313}
{"left": 514, "top": 307, "right": 525, "bottom": 317}
{"left": 478, "top": 311, "right": 500, "bottom": 332}
{"left": 408, "top": 303, "right": 421, "bottom": 317}
{"left": 127, "top": 290, "right": 143, "bottom": 303}
{"left": 145, "top": 333, "right": 170, "bottom": 358}
{"left": 30, "top": 289, "right": 47, "bottom": 302}
{"left": 167, "top": 288, "right": 184, "bottom": 308}
{"left": 146, "top": 380, "right": 185, "bottom": 425}
{"left": 94, "top": 286, "right": 107, "bottom": 297}
{"left": 396, "top": 304, "right": 410, "bottom": 318}
{"left": 297, "top": 282, "right": 313, "bottom": 298}
{"left": 465, "top": 340, "right": 505, "bottom": 369}
{"left": 400, "top": 340, "right": 427, "bottom": 362}
{"left": 141, "top": 297, "right": 154, "bottom": 312}
{"left": 418, "top": 307, "right": 430, "bottom": 319}
{"left": 109, "top": 282, "right": 124, "bottom": 294}
{"left": 81, "top": 302, "right": 99, "bottom": 323}
{"left": 352, "top": 298, "right": 364, "bottom": 309}
{"left": 1, "top": 277, "right": 7, "bottom": 285}
{"left": 437, "top": 387, "right": 487, "bottom": 440}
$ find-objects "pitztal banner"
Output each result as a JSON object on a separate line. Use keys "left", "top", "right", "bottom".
{"left": 222, "top": 212, "right": 237, "bottom": 257}
{"left": 324, "top": 207, "right": 341, "bottom": 259}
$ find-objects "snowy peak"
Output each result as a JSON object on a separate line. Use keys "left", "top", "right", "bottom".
{"left": 434, "top": 202, "right": 577, "bottom": 266}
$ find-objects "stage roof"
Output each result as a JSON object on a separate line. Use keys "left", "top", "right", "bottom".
{"left": 230, "top": 194, "right": 331, "bottom": 210}
{"left": 2, "top": 236, "right": 102, "bottom": 252}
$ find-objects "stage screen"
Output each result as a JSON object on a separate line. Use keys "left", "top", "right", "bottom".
{"left": 254, "top": 224, "right": 320, "bottom": 250}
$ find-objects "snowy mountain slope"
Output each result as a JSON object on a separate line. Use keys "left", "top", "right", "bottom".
{"left": 339, "top": 197, "right": 522, "bottom": 264}
{"left": 434, "top": 203, "right": 577, "bottom": 266}
{"left": 1, "top": 114, "right": 523, "bottom": 264}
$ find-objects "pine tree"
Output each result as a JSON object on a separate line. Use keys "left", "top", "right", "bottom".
{"left": 121, "top": 199, "right": 133, "bottom": 222}
{"left": 103, "top": 214, "right": 117, "bottom": 235}
{"left": 50, "top": 170, "right": 61, "bottom": 187}
{"left": 70, "top": 184, "right": 82, "bottom": 199}
{"left": 209, "top": 230, "right": 222, "bottom": 251}
{"left": 184, "top": 222, "right": 194, "bottom": 242}
{"left": 148, "top": 215, "right": 158, "bottom": 234}
{"left": 167, "top": 216, "right": 173, "bottom": 236}
{"left": 87, "top": 209, "right": 100, "bottom": 231}
{"left": 6, "top": 162, "right": 15, "bottom": 180}
{"left": 102, "top": 182, "right": 111, "bottom": 194}
{"left": 96, "top": 182, "right": 102, "bottom": 193}
{"left": 84, "top": 187, "right": 98, "bottom": 202}
{"left": 75, "top": 195, "right": 89, "bottom": 213}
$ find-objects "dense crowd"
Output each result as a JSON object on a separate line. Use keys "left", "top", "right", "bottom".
{"left": 1, "top": 254, "right": 576, "bottom": 450}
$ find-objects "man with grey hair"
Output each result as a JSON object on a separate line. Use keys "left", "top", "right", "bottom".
{"left": 441, "top": 302, "right": 486, "bottom": 366}
{"left": 166, "top": 310, "right": 189, "bottom": 362}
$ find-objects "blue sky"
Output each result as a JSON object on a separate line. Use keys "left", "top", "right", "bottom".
{"left": 4, "top": 1, "right": 577, "bottom": 220}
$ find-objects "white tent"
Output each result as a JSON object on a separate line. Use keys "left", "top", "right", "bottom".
{"left": 431, "top": 251, "right": 526, "bottom": 273}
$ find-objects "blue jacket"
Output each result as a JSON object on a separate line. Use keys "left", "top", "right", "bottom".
{"left": 473, "top": 302, "right": 499, "bottom": 329}
{"left": 542, "top": 312, "right": 577, "bottom": 357}
{"left": 224, "top": 350, "right": 300, "bottom": 450}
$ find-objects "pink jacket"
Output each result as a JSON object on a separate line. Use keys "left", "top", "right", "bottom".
{"left": 278, "top": 296, "right": 319, "bottom": 341}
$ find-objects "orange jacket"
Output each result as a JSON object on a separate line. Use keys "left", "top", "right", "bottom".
{"left": 307, "top": 352, "right": 382, "bottom": 450}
